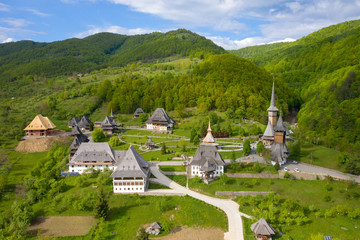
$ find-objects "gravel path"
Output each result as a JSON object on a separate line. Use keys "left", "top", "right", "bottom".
{"left": 150, "top": 163, "right": 252, "bottom": 240}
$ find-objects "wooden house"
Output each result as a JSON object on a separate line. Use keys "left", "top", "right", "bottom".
{"left": 77, "top": 115, "right": 92, "bottom": 131}
{"left": 94, "top": 110, "right": 118, "bottom": 134}
{"left": 146, "top": 108, "right": 174, "bottom": 131}
{"left": 188, "top": 121, "right": 225, "bottom": 181}
{"left": 133, "top": 108, "right": 144, "bottom": 118}
{"left": 68, "top": 116, "right": 79, "bottom": 128}
{"left": 68, "top": 143, "right": 150, "bottom": 193}
{"left": 146, "top": 222, "right": 161, "bottom": 235}
{"left": 69, "top": 126, "right": 89, "bottom": 158}
{"left": 24, "top": 114, "right": 56, "bottom": 137}
{"left": 250, "top": 217, "right": 276, "bottom": 240}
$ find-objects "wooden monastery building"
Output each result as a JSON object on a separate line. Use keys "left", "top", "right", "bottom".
{"left": 146, "top": 108, "right": 174, "bottom": 131}
{"left": 24, "top": 114, "right": 56, "bottom": 137}
{"left": 68, "top": 116, "right": 79, "bottom": 128}
{"left": 69, "top": 126, "right": 89, "bottom": 158}
{"left": 68, "top": 143, "right": 150, "bottom": 193}
{"left": 188, "top": 121, "right": 225, "bottom": 181}
{"left": 94, "top": 110, "right": 118, "bottom": 134}
{"left": 261, "top": 81, "right": 291, "bottom": 165}
{"left": 250, "top": 217, "right": 276, "bottom": 240}
{"left": 77, "top": 115, "right": 92, "bottom": 131}
{"left": 133, "top": 108, "right": 144, "bottom": 118}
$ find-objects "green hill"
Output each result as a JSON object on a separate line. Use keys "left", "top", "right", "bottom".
{"left": 231, "top": 19, "right": 360, "bottom": 153}
{"left": 0, "top": 29, "right": 225, "bottom": 81}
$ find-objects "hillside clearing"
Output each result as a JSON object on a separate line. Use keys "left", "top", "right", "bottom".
{"left": 27, "top": 216, "right": 95, "bottom": 237}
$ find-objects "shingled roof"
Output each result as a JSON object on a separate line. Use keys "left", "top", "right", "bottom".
{"left": 190, "top": 145, "right": 225, "bottom": 168}
{"left": 263, "top": 121, "right": 275, "bottom": 139}
{"left": 134, "top": 108, "right": 144, "bottom": 116}
{"left": 77, "top": 115, "right": 92, "bottom": 129}
{"left": 69, "top": 117, "right": 79, "bottom": 128}
{"left": 271, "top": 142, "right": 289, "bottom": 163}
{"left": 273, "top": 114, "right": 286, "bottom": 132}
{"left": 69, "top": 142, "right": 116, "bottom": 164}
{"left": 110, "top": 146, "right": 150, "bottom": 178}
{"left": 251, "top": 217, "right": 276, "bottom": 236}
{"left": 146, "top": 108, "right": 174, "bottom": 125}
{"left": 202, "top": 121, "right": 218, "bottom": 146}
{"left": 267, "top": 81, "right": 279, "bottom": 112}
{"left": 24, "top": 114, "right": 56, "bottom": 131}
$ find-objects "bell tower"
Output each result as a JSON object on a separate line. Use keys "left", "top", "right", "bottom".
{"left": 267, "top": 80, "right": 278, "bottom": 126}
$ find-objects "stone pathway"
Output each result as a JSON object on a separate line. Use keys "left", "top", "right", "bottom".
{"left": 150, "top": 163, "right": 252, "bottom": 240}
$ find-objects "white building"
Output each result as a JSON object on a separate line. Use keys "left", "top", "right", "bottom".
{"left": 68, "top": 143, "right": 149, "bottom": 193}
{"left": 146, "top": 108, "right": 174, "bottom": 131}
{"left": 188, "top": 121, "right": 225, "bottom": 179}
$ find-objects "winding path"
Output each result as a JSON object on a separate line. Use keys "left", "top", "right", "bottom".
{"left": 150, "top": 163, "right": 252, "bottom": 240}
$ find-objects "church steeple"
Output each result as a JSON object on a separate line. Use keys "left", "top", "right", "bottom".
{"left": 267, "top": 80, "right": 278, "bottom": 126}
{"left": 201, "top": 120, "right": 218, "bottom": 147}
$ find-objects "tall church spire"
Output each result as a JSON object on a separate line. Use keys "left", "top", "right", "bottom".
{"left": 267, "top": 80, "right": 279, "bottom": 112}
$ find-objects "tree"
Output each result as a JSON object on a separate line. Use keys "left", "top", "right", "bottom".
{"left": 274, "top": 161, "right": 280, "bottom": 171}
{"left": 139, "top": 113, "right": 148, "bottom": 122}
{"left": 231, "top": 151, "right": 236, "bottom": 163}
{"left": 288, "top": 140, "right": 301, "bottom": 160}
{"left": 92, "top": 128, "right": 106, "bottom": 142}
{"left": 178, "top": 138, "right": 187, "bottom": 152}
{"left": 243, "top": 139, "right": 251, "bottom": 156}
{"left": 8, "top": 200, "right": 34, "bottom": 238}
{"left": 89, "top": 122, "right": 94, "bottom": 131}
{"left": 136, "top": 227, "right": 149, "bottom": 240}
{"left": 193, "top": 135, "right": 200, "bottom": 145}
{"left": 161, "top": 143, "right": 167, "bottom": 155}
{"left": 190, "top": 128, "right": 197, "bottom": 143}
{"left": 94, "top": 189, "right": 109, "bottom": 219}
{"left": 109, "top": 136, "right": 121, "bottom": 147}
{"left": 256, "top": 141, "right": 265, "bottom": 155}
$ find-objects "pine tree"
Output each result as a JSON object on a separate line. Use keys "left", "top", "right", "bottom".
{"left": 94, "top": 189, "right": 109, "bottom": 219}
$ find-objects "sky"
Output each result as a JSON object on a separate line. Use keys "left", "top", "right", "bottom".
{"left": 0, "top": 0, "right": 360, "bottom": 50}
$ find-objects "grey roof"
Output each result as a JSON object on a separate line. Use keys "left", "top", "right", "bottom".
{"left": 78, "top": 115, "right": 92, "bottom": 129}
{"left": 145, "top": 137, "right": 155, "bottom": 146}
{"left": 110, "top": 146, "right": 150, "bottom": 178}
{"left": 271, "top": 142, "right": 289, "bottom": 162}
{"left": 71, "top": 126, "right": 82, "bottom": 135}
{"left": 202, "top": 121, "right": 218, "bottom": 146}
{"left": 190, "top": 145, "right": 225, "bottom": 168}
{"left": 134, "top": 108, "right": 144, "bottom": 116}
{"left": 200, "top": 160, "right": 216, "bottom": 172}
{"left": 101, "top": 116, "right": 117, "bottom": 127}
{"left": 263, "top": 121, "right": 274, "bottom": 138}
{"left": 145, "top": 108, "right": 174, "bottom": 125}
{"left": 251, "top": 217, "right": 276, "bottom": 235}
{"left": 70, "top": 142, "right": 116, "bottom": 164}
{"left": 273, "top": 114, "right": 286, "bottom": 132}
{"left": 267, "top": 81, "right": 279, "bottom": 112}
{"left": 69, "top": 117, "right": 79, "bottom": 127}
{"left": 150, "top": 222, "right": 161, "bottom": 229}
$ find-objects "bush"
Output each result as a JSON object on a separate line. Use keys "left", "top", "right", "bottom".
{"left": 109, "top": 136, "right": 121, "bottom": 147}
{"left": 92, "top": 128, "right": 106, "bottom": 142}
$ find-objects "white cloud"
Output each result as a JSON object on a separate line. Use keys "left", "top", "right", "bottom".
{"left": 2, "top": 37, "right": 15, "bottom": 43}
{"left": 74, "top": 25, "right": 157, "bottom": 38}
{"left": 0, "top": 26, "right": 43, "bottom": 44}
{"left": 207, "top": 35, "right": 296, "bottom": 50}
{"left": 0, "top": 3, "right": 10, "bottom": 12}
{"left": 24, "top": 8, "right": 50, "bottom": 17}
{"left": 108, "top": 0, "right": 278, "bottom": 31}
{"left": 1, "top": 18, "right": 32, "bottom": 28}
{"left": 106, "top": 0, "right": 360, "bottom": 46}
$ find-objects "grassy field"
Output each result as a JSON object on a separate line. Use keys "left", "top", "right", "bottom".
{"left": 299, "top": 142, "right": 341, "bottom": 170}
{"left": 159, "top": 165, "right": 186, "bottom": 172}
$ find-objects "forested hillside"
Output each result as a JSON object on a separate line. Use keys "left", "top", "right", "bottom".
{"left": 231, "top": 20, "right": 360, "bottom": 154}
{"left": 0, "top": 29, "right": 224, "bottom": 82}
{"left": 0, "top": 54, "right": 299, "bottom": 145}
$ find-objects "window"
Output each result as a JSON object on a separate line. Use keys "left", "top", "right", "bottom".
{"left": 72, "top": 165, "right": 74, "bottom": 168}
{"left": 72, "top": 170, "right": 74, "bottom": 172}
{"left": 85, "top": 165, "right": 87, "bottom": 167}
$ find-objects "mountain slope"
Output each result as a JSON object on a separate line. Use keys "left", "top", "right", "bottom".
{"left": 0, "top": 29, "right": 225, "bottom": 81}
{"left": 231, "top": 19, "right": 360, "bottom": 153}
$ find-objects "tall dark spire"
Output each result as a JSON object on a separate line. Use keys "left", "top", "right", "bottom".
{"left": 267, "top": 80, "right": 279, "bottom": 112}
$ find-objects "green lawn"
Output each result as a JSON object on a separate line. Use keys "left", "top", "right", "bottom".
{"left": 299, "top": 142, "right": 340, "bottom": 170}
{"left": 175, "top": 177, "right": 360, "bottom": 210}
{"left": 159, "top": 165, "right": 186, "bottom": 172}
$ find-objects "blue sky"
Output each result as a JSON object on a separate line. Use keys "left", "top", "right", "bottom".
{"left": 1, "top": 0, "right": 359, "bottom": 49}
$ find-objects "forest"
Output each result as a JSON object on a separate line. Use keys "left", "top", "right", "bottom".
{"left": 231, "top": 19, "right": 360, "bottom": 154}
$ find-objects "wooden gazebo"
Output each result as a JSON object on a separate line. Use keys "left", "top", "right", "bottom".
{"left": 250, "top": 217, "right": 276, "bottom": 240}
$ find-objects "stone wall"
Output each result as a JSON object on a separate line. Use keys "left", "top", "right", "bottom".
{"left": 226, "top": 173, "right": 280, "bottom": 179}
